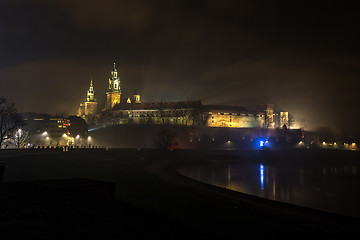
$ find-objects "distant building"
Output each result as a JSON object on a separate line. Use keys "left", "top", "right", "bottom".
{"left": 22, "top": 113, "right": 88, "bottom": 147}
{"left": 78, "top": 63, "right": 291, "bottom": 129}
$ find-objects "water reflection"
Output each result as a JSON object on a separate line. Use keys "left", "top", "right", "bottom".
{"left": 259, "top": 164, "right": 264, "bottom": 190}
{"left": 178, "top": 161, "right": 360, "bottom": 218}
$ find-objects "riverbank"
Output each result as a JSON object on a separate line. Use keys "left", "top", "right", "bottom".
{"left": 0, "top": 149, "right": 359, "bottom": 239}
{"left": 149, "top": 149, "right": 360, "bottom": 237}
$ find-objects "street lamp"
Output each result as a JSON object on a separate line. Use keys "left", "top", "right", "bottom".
{"left": 87, "top": 136, "right": 92, "bottom": 148}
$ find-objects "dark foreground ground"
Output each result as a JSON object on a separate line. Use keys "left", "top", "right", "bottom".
{"left": 0, "top": 149, "right": 359, "bottom": 239}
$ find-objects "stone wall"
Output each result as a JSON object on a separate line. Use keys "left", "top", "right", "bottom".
{"left": 207, "top": 111, "right": 265, "bottom": 128}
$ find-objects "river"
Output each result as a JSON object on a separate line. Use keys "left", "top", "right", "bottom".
{"left": 178, "top": 151, "right": 360, "bottom": 218}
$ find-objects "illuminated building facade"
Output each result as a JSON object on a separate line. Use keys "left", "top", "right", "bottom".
{"left": 265, "top": 103, "right": 275, "bottom": 128}
{"left": 79, "top": 63, "right": 290, "bottom": 129}
{"left": 22, "top": 113, "right": 87, "bottom": 147}
{"left": 205, "top": 106, "right": 265, "bottom": 128}
{"left": 279, "top": 111, "right": 290, "bottom": 128}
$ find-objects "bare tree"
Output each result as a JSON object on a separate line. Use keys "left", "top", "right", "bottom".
{"left": 11, "top": 128, "right": 30, "bottom": 148}
{"left": 0, "top": 97, "right": 23, "bottom": 148}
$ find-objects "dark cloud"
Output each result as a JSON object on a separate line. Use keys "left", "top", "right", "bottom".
{"left": 0, "top": 0, "right": 359, "bottom": 134}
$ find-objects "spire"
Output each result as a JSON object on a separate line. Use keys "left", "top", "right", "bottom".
{"left": 108, "top": 63, "right": 121, "bottom": 93}
{"left": 86, "top": 77, "right": 96, "bottom": 102}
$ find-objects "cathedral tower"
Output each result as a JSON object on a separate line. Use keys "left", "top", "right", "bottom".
{"left": 84, "top": 78, "right": 98, "bottom": 117}
{"left": 78, "top": 78, "right": 98, "bottom": 120}
{"left": 106, "top": 63, "right": 121, "bottom": 110}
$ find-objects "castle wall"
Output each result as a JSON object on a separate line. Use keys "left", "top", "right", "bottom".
{"left": 106, "top": 92, "right": 121, "bottom": 110}
{"left": 85, "top": 102, "right": 98, "bottom": 116}
{"left": 110, "top": 109, "right": 196, "bottom": 126}
{"left": 207, "top": 111, "right": 265, "bottom": 128}
{"left": 279, "top": 111, "right": 289, "bottom": 128}
{"left": 106, "top": 107, "right": 266, "bottom": 129}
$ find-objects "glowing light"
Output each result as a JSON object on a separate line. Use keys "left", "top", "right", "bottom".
{"left": 76, "top": 135, "right": 80, "bottom": 139}
{"left": 260, "top": 141, "right": 264, "bottom": 147}
{"left": 260, "top": 164, "right": 264, "bottom": 190}
{"left": 88, "top": 126, "right": 103, "bottom": 132}
{"left": 62, "top": 133, "right": 67, "bottom": 138}
{"left": 322, "top": 141, "right": 326, "bottom": 145}
{"left": 45, "top": 136, "right": 49, "bottom": 140}
{"left": 227, "top": 140, "right": 231, "bottom": 143}
{"left": 88, "top": 136, "right": 92, "bottom": 141}
{"left": 334, "top": 142, "right": 337, "bottom": 145}
{"left": 42, "top": 131, "right": 48, "bottom": 136}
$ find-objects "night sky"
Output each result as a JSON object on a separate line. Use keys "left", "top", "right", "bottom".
{"left": 0, "top": 1, "right": 359, "bottom": 135}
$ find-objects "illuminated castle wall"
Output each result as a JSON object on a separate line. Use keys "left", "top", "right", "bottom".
{"left": 206, "top": 109, "right": 265, "bottom": 128}
{"left": 78, "top": 63, "right": 290, "bottom": 129}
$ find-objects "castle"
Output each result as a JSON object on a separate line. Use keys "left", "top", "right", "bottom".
{"left": 78, "top": 63, "right": 290, "bottom": 129}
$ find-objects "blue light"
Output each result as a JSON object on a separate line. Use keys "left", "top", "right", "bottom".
{"left": 88, "top": 126, "right": 103, "bottom": 132}
{"left": 260, "top": 164, "right": 264, "bottom": 190}
{"left": 259, "top": 141, "right": 264, "bottom": 147}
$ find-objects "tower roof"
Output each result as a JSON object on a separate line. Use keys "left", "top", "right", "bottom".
{"left": 108, "top": 62, "right": 121, "bottom": 93}
{"left": 86, "top": 77, "right": 96, "bottom": 102}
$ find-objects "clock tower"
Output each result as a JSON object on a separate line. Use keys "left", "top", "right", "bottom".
{"left": 105, "top": 63, "right": 122, "bottom": 110}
